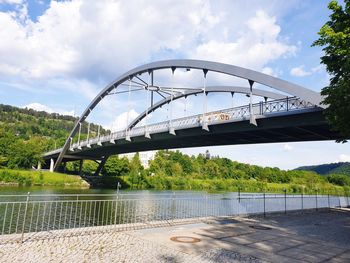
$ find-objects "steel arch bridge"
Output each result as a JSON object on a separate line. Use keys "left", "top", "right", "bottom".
{"left": 42, "top": 59, "right": 341, "bottom": 174}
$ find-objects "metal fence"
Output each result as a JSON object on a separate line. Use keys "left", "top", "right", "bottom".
{"left": 0, "top": 192, "right": 349, "bottom": 242}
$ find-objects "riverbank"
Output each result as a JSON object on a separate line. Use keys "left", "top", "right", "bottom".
{"left": 122, "top": 175, "right": 348, "bottom": 195}
{"left": 1, "top": 209, "right": 349, "bottom": 262}
{"left": 0, "top": 169, "right": 89, "bottom": 188}
{"left": 1, "top": 168, "right": 348, "bottom": 195}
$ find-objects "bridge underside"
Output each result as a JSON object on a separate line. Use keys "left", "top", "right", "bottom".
{"left": 44, "top": 110, "right": 341, "bottom": 166}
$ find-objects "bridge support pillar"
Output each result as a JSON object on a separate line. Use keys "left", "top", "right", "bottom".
{"left": 49, "top": 158, "right": 54, "bottom": 173}
{"left": 94, "top": 157, "right": 108, "bottom": 176}
{"left": 63, "top": 162, "right": 67, "bottom": 173}
{"left": 79, "top": 159, "right": 84, "bottom": 176}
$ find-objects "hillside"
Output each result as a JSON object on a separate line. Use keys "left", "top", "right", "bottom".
{"left": 0, "top": 103, "right": 107, "bottom": 169}
{"left": 295, "top": 162, "right": 350, "bottom": 176}
{"left": 0, "top": 104, "right": 106, "bottom": 145}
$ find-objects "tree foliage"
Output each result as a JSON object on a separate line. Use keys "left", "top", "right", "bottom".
{"left": 0, "top": 104, "right": 107, "bottom": 169}
{"left": 102, "top": 156, "right": 130, "bottom": 177}
{"left": 313, "top": 1, "right": 350, "bottom": 142}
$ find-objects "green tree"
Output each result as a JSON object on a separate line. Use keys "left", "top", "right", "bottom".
{"left": 7, "top": 137, "right": 44, "bottom": 169}
{"left": 102, "top": 155, "right": 130, "bottom": 177}
{"left": 327, "top": 173, "right": 350, "bottom": 186}
{"left": 129, "top": 153, "right": 143, "bottom": 188}
{"left": 313, "top": 1, "right": 350, "bottom": 142}
{"left": 82, "top": 160, "right": 98, "bottom": 176}
{"left": 203, "top": 160, "right": 220, "bottom": 179}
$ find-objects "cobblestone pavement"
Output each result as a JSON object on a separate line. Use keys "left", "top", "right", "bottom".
{"left": 0, "top": 209, "right": 350, "bottom": 263}
{"left": 0, "top": 230, "right": 263, "bottom": 263}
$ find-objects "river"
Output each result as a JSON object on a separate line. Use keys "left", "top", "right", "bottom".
{"left": 0, "top": 186, "right": 347, "bottom": 236}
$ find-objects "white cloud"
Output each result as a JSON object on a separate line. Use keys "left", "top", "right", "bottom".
{"left": 0, "top": 0, "right": 23, "bottom": 4}
{"left": 0, "top": 0, "right": 222, "bottom": 80}
{"left": 23, "top": 102, "right": 74, "bottom": 116}
{"left": 290, "top": 64, "right": 324, "bottom": 77}
{"left": 290, "top": 65, "right": 311, "bottom": 77}
{"left": 0, "top": 2, "right": 298, "bottom": 83}
{"left": 337, "top": 154, "right": 350, "bottom": 163}
{"left": 283, "top": 143, "right": 294, "bottom": 151}
{"left": 108, "top": 109, "right": 139, "bottom": 131}
{"left": 192, "top": 10, "right": 296, "bottom": 70}
{"left": 262, "top": 67, "right": 280, "bottom": 77}
{"left": 1, "top": 1, "right": 300, "bottom": 130}
{"left": 311, "top": 65, "right": 324, "bottom": 73}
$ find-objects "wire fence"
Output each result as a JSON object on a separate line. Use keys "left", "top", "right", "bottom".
{"left": 0, "top": 192, "right": 349, "bottom": 242}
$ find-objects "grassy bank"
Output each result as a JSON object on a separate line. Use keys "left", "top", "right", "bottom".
{"left": 122, "top": 175, "right": 349, "bottom": 195}
{"left": 0, "top": 169, "right": 89, "bottom": 188}
{"left": 1, "top": 169, "right": 348, "bottom": 195}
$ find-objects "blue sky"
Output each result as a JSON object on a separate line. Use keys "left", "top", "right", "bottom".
{"left": 0, "top": 0, "right": 349, "bottom": 169}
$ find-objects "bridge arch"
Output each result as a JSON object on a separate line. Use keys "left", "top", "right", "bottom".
{"left": 53, "top": 59, "right": 323, "bottom": 171}
{"left": 127, "top": 85, "right": 287, "bottom": 130}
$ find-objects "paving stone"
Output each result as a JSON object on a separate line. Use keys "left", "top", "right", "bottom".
{"left": 277, "top": 247, "right": 333, "bottom": 263}
{"left": 301, "top": 243, "right": 346, "bottom": 256}
{"left": 0, "top": 228, "right": 264, "bottom": 263}
{"left": 337, "top": 250, "right": 350, "bottom": 259}
{"left": 221, "top": 231, "right": 277, "bottom": 245}
{"left": 247, "top": 240, "right": 300, "bottom": 253}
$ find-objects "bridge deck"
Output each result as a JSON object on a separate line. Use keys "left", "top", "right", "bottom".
{"left": 43, "top": 103, "right": 340, "bottom": 163}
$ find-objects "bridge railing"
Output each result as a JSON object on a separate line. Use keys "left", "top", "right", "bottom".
{"left": 63, "top": 97, "right": 317, "bottom": 152}
{"left": 0, "top": 192, "right": 348, "bottom": 243}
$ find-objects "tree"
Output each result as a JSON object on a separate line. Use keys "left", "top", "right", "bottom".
{"left": 313, "top": 1, "right": 350, "bottom": 142}
{"left": 129, "top": 153, "right": 143, "bottom": 188}
{"left": 327, "top": 173, "right": 350, "bottom": 186}
{"left": 203, "top": 160, "right": 220, "bottom": 179}
{"left": 7, "top": 137, "right": 44, "bottom": 169}
{"left": 102, "top": 155, "right": 130, "bottom": 177}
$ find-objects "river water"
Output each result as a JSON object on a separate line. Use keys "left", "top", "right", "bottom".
{"left": 0, "top": 185, "right": 120, "bottom": 195}
{"left": 0, "top": 186, "right": 348, "bottom": 236}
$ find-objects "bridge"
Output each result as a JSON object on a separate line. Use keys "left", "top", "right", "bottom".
{"left": 42, "top": 59, "right": 341, "bottom": 174}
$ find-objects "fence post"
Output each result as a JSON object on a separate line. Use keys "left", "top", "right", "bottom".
{"left": 172, "top": 192, "right": 175, "bottom": 221}
{"left": 315, "top": 189, "right": 318, "bottom": 211}
{"left": 205, "top": 194, "right": 208, "bottom": 219}
{"left": 263, "top": 192, "right": 266, "bottom": 217}
{"left": 283, "top": 188, "right": 287, "bottom": 214}
{"left": 114, "top": 188, "right": 119, "bottom": 226}
{"left": 238, "top": 188, "right": 241, "bottom": 203}
{"left": 21, "top": 192, "right": 30, "bottom": 243}
{"left": 301, "top": 191, "right": 304, "bottom": 212}
{"left": 328, "top": 192, "right": 330, "bottom": 209}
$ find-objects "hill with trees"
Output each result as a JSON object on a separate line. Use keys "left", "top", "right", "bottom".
{"left": 0, "top": 103, "right": 107, "bottom": 169}
{"left": 296, "top": 162, "right": 350, "bottom": 176}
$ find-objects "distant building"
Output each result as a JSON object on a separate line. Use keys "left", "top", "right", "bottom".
{"left": 205, "top": 150, "right": 211, "bottom": 160}
{"left": 119, "top": 150, "right": 156, "bottom": 168}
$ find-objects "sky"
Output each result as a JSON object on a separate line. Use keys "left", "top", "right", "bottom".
{"left": 0, "top": 0, "right": 349, "bottom": 169}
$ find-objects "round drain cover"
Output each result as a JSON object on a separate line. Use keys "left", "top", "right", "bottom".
{"left": 170, "top": 236, "right": 201, "bottom": 243}
{"left": 249, "top": 225, "right": 272, "bottom": 230}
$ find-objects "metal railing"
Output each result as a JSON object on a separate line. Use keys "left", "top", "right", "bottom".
{"left": 44, "top": 97, "right": 318, "bottom": 156}
{"left": 0, "top": 192, "right": 348, "bottom": 242}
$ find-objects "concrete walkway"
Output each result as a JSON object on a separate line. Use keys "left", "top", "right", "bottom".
{"left": 0, "top": 209, "right": 349, "bottom": 262}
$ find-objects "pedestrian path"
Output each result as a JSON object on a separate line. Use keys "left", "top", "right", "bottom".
{"left": 0, "top": 209, "right": 349, "bottom": 262}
